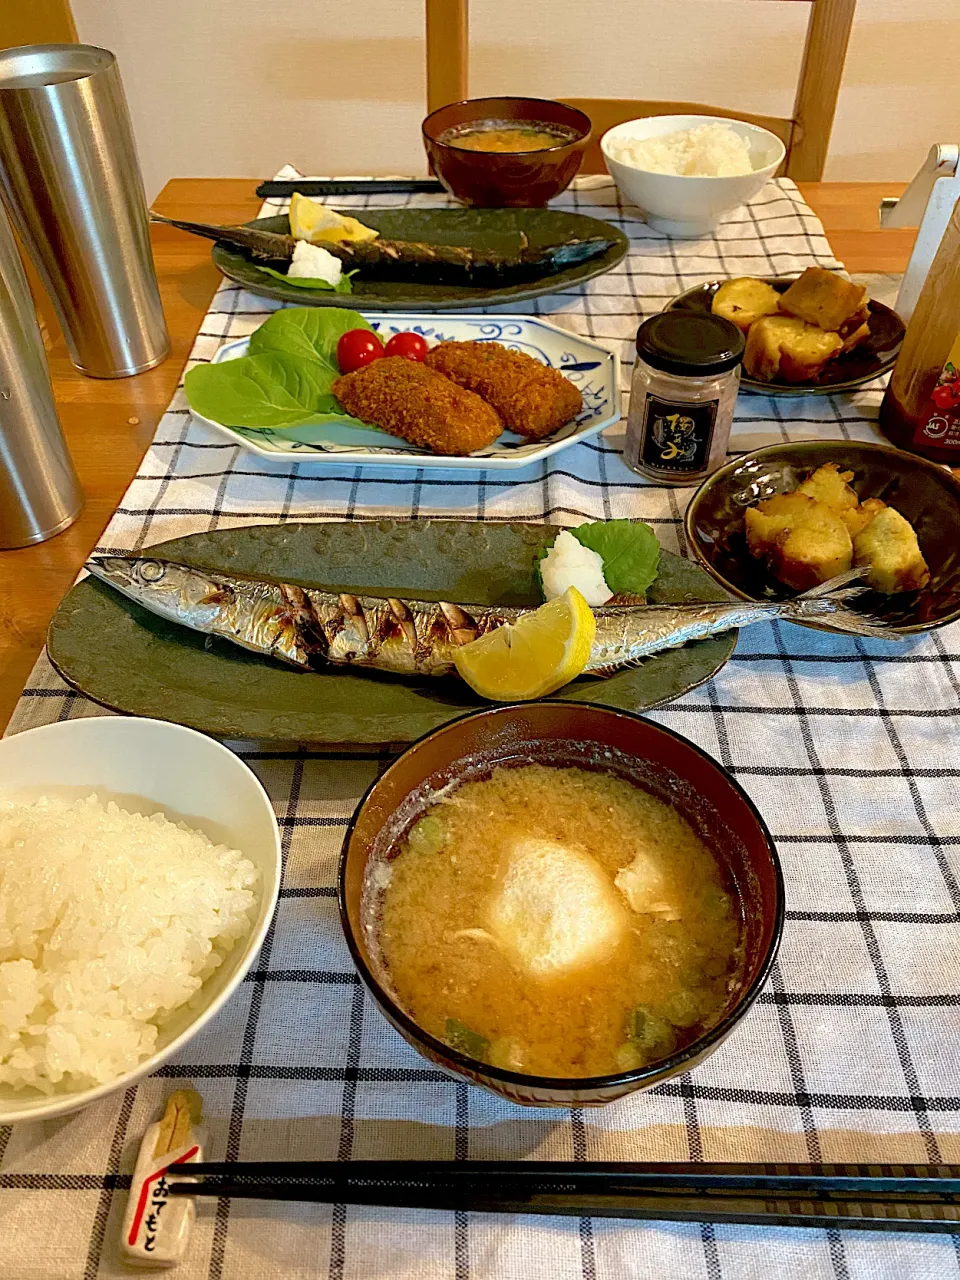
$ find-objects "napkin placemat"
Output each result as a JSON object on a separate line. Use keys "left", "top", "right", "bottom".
{"left": 2, "top": 174, "right": 958, "bottom": 1280}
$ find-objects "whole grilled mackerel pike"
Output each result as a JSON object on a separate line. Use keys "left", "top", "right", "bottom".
{"left": 149, "top": 214, "right": 616, "bottom": 280}
{"left": 85, "top": 557, "right": 896, "bottom": 679}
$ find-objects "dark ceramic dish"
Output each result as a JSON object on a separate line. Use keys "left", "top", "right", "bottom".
{"left": 666, "top": 278, "right": 905, "bottom": 396}
{"left": 48, "top": 521, "right": 735, "bottom": 748}
{"left": 211, "top": 207, "right": 627, "bottom": 311}
{"left": 339, "top": 702, "right": 784, "bottom": 1107}
{"left": 685, "top": 439, "right": 960, "bottom": 633}
{"left": 422, "top": 96, "right": 591, "bottom": 207}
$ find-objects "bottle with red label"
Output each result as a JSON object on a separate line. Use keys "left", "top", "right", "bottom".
{"left": 879, "top": 195, "right": 960, "bottom": 462}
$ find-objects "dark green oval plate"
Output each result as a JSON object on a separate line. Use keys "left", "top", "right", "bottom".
{"left": 666, "top": 277, "right": 905, "bottom": 396}
{"left": 211, "top": 209, "right": 629, "bottom": 311}
{"left": 47, "top": 521, "right": 735, "bottom": 749}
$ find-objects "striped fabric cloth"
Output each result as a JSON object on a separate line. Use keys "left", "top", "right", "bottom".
{"left": 2, "top": 174, "right": 958, "bottom": 1280}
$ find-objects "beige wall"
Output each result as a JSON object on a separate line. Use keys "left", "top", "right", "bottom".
{"left": 72, "top": 0, "right": 960, "bottom": 202}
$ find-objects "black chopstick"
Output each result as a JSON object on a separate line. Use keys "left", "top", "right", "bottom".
{"left": 172, "top": 1159, "right": 960, "bottom": 1197}
{"left": 255, "top": 179, "right": 445, "bottom": 199}
{"left": 165, "top": 1161, "right": 960, "bottom": 1233}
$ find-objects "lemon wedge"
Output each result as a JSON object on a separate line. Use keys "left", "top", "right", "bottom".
{"left": 288, "top": 193, "right": 379, "bottom": 245}
{"left": 453, "top": 587, "right": 596, "bottom": 702}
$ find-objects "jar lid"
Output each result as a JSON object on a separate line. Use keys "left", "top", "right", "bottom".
{"left": 635, "top": 311, "right": 745, "bottom": 377}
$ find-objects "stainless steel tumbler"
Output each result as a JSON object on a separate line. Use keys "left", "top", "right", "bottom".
{"left": 0, "top": 43, "right": 170, "bottom": 379}
{"left": 0, "top": 199, "right": 82, "bottom": 548}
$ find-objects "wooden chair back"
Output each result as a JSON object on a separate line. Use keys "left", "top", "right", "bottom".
{"left": 425, "top": 0, "right": 856, "bottom": 182}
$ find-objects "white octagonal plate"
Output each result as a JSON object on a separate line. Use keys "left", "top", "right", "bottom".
{"left": 191, "top": 313, "right": 620, "bottom": 470}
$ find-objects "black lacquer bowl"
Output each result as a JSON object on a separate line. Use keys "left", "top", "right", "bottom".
{"left": 339, "top": 703, "right": 784, "bottom": 1107}
{"left": 685, "top": 440, "right": 960, "bottom": 633}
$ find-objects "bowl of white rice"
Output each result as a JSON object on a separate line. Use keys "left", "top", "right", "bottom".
{"left": 0, "top": 716, "right": 281, "bottom": 1122}
{"left": 601, "top": 114, "right": 785, "bottom": 237}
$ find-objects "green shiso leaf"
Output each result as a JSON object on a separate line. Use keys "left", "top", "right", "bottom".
{"left": 258, "top": 265, "right": 355, "bottom": 293}
{"left": 570, "top": 519, "right": 661, "bottom": 596}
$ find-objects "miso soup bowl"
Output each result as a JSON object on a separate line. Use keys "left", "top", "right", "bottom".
{"left": 422, "top": 96, "right": 591, "bottom": 207}
{"left": 339, "top": 703, "right": 783, "bottom": 1107}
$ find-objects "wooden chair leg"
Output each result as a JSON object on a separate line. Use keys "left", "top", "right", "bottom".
{"left": 425, "top": 0, "right": 469, "bottom": 114}
{"left": 787, "top": 0, "right": 857, "bottom": 182}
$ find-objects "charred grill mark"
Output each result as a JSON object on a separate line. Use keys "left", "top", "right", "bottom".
{"left": 438, "top": 602, "right": 479, "bottom": 648}
{"left": 338, "top": 593, "right": 369, "bottom": 644}
{"left": 387, "top": 599, "right": 419, "bottom": 653}
{"left": 278, "top": 583, "right": 328, "bottom": 666}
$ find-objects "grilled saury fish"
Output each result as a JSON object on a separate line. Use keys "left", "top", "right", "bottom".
{"left": 150, "top": 214, "right": 616, "bottom": 281}
{"left": 85, "top": 557, "right": 896, "bottom": 679}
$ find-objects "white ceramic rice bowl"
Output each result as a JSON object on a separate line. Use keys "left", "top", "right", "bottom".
{"left": 601, "top": 114, "right": 786, "bottom": 237}
{"left": 0, "top": 716, "right": 281, "bottom": 1123}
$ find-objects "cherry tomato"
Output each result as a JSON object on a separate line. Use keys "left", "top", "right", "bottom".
{"left": 931, "top": 383, "right": 959, "bottom": 411}
{"left": 384, "top": 331, "right": 429, "bottom": 362}
{"left": 336, "top": 329, "right": 385, "bottom": 374}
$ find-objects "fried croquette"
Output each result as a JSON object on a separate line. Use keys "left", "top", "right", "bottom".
{"left": 332, "top": 357, "right": 503, "bottom": 456}
{"left": 424, "top": 341, "right": 582, "bottom": 440}
{"left": 853, "top": 506, "right": 930, "bottom": 594}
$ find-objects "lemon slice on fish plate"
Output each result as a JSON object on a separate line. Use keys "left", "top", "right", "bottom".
{"left": 288, "top": 193, "right": 379, "bottom": 245}
{"left": 454, "top": 587, "right": 596, "bottom": 702}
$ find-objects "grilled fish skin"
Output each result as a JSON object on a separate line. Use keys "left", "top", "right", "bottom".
{"left": 84, "top": 557, "right": 897, "bottom": 680}
{"left": 149, "top": 214, "right": 617, "bottom": 280}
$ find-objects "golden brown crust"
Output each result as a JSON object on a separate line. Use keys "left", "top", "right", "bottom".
{"left": 853, "top": 506, "right": 930, "bottom": 593}
{"left": 332, "top": 357, "right": 503, "bottom": 456}
{"left": 778, "top": 267, "right": 867, "bottom": 332}
{"left": 424, "top": 340, "right": 582, "bottom": 440}
{"left": 797, "top": 463, "right": 860, "bottom": 513}
{"left": 711, "top": 277, "right": 782, "bottom": 333}
{"left": 744, "top": 492, "right": 852, "bottom": 589}
{"left": 744, "top": 315, "right": 843, "bottom": 383}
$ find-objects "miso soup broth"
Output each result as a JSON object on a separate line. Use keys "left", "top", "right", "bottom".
{"left": 374, "top": 763, "right": 743, "bottom": 1079}
{"left": 439, "top": 120, "right": 580, "bottom": 153}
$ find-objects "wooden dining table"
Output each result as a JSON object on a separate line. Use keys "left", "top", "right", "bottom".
{"left": 0, "top": 180, "right": 916, "bottom": 732}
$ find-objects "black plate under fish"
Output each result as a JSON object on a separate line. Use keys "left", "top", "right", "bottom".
{"left": 666, "top": 277, "right": 905, "bottom": 396}
{"left": 47, "top": 521, "right": 735, "bottom": 749}
{"left": 685, "top": 440, "right": 960, "bottom": 634}
{"left": 211, "top": 209, "right": 629, "bottom": 311}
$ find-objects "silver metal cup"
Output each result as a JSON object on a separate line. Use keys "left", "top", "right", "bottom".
{"left": 0, "top": 44, "right": 170, "bottom": 379}
{"left": 0, "top": 199, "right": 82, "bottom": 548}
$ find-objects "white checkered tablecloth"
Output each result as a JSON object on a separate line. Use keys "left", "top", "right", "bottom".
{"left": 3, "top": 173, "right": 960, "bottom": 1280}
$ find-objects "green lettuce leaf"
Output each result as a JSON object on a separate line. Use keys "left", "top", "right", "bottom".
{"left": 248, "top": 305, "right": 373, "bottom": 369}
{"left": 258, "top": 264, "right": 355, "bottom": 294}
{"left": 570, "top": 519, "right": 661, "bottom": 595}
{"left": 185, "top": 351, "right": 339, "bottom": 428}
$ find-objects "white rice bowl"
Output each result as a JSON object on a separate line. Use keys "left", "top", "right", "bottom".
{"left": 0, "top": 795, "right": 259, "bottom": 1093}
{"left": 601, "top": 114, "right": 785, "bottom": 238}
{"left": 0, "top": 716, "right": 281, "bottom": 1123}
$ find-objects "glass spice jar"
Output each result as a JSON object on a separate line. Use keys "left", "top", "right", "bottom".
{"left": 623, "top": 311, "right": 745, "bottom": 485}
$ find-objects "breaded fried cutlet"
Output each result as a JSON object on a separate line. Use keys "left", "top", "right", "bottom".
{"left": 744, "top": 315, "right": 844, "bottom": 383}
{"left": 332, "top": 357, "right": 503, "bottom": 456}
{"left": 424, "top": 341, "right": 582, "bottom": 440}
{"left": 853, "top": 506, "right": 930, "bottom": 594}
{"left": 711, "top": 277, "right": 782, "bottom": 333}
{"left": 745, "top": 492, "right": 853, "bottom": 589}
{"left": 778, "top": 267, "right": 867, "bottom": 333}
